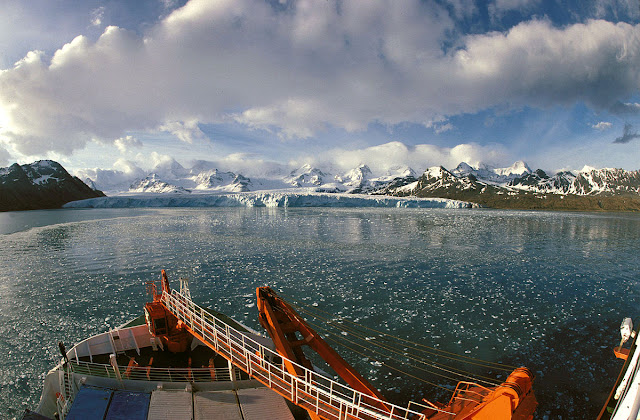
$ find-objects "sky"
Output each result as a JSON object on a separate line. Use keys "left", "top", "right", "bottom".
{"left": 1, "top": 0, "right": 640, "bottom": 179}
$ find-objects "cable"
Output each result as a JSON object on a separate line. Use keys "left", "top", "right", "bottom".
{"left": 322, "top": 335, "right": 455, "bottom": 393}
{"left": 284, "top": 294, "right": 517, "bottom": 371}
{"left": 306, "top": 316, "right": 501, "bottom": 387}
{"left": 293, "top": 303, "right": 506, "bottom": 386}
{"left": 297, "top": 305, "right": 504, "bottom": 383}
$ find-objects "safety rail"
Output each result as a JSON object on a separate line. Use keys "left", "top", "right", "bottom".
{"left": 68, "top": 360, "right": 242, "bottom": 382}
{"left": 56, "top": 363, "right": 75, "bottom": 420}
{"left": 449, "top": 381, "right": 491, "bottom": 402}
{"left": 162, "top": 289, "right": 453, "bottom": 420}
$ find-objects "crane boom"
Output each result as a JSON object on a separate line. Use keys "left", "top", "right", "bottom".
{"left": 256, "top": 287, "right": 392, "bottom": 415}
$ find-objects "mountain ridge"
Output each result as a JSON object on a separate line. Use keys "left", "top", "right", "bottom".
{"left": 391, "top": 165, "right": 640, "bottom": 211}
{"left": 1, "top": 160, "right": 105, "bottom": 211}
{"left": 76, "top": 159, "right": 640, "bottom": 211}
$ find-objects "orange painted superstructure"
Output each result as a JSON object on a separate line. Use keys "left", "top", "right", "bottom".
{"left": 423, "top": 367, "right": 537, "bottom": 419}
{"left": 144, "top": 270, "right": 191, "bottom": 353}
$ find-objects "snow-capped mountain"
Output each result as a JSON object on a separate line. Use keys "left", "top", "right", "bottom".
{"left": 1, "top": 160, "right": 104, "bottom": 211}
{"left": 335, "top": 164, "right": 372, "bottom": 189}
{"left": 400, "top": 164, "right": 640, "bottom": 196}
{"left": 192, "top": 169, "right": 251, "bottom": 192}
{"left": 571, "top": 167, "right": 640, "bottom": 195}
{"left": 419, "top": 166, "right": 467, "bottom": 191}
{"left": 381, "top": 163, "right": 640, "bottom": 211}
{"left": 452, "top": 161, "right": 532, "bottom": 184}
{"left": 381, "top": 165, "right": 416, "bottom": 180}
{"left": 403, "top": 165, "right": 497, "bottom": 197}
{"left": 129, "top": 174, "right": 190, "bottom": 194}
{"left": 284, "top": 164, "right": 328, "bottom": 187}
{"left": 507, "top": 169, "right": 576, "bottom": 193}
{"left": 330, "top": 164, "right": 419, "bottom": 193}
{"left": 507, "top": 167, "right": 640, "bottom": 195}
{"left": 74, "top": 156, "right": 640, "bottom": 211}
{"left": 152, "top": 158, "right": 190, "bottom": 180}
{"left": 494, "top": 160, "right": 531, "bottom": 178}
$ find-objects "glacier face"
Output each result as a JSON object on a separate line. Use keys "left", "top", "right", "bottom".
{"left": 63, "top": 191, "right": 476, "bottom": 209}
{"left": 77, "top": 157, "right": 640, "bottom": 205}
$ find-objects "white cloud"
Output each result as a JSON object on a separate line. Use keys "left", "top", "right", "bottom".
{"left": 298, "top": 141, "right": 510, "bottom": 175}
{"left": 611, "top": 101, "right": 640, "bottom": 114}
{"left": 114, "top": 135, "right": 142, "bottom": 153}
{"left": 75, "top": 158, "right": 146, "bottom": 192}
{"left": 193, "top": 153, "right": 288, "bottom": 178}
{"left": 159, "top": 120, "right": 207, "bottom": 143}
{"left": 112, "top": 158, "right": 145, "bottom": 176}
{"left": 91, "top": 6, "right": 105, "bottom": 27}
{"left": 592, "top": 121, "right": 613, "bottom": 130}
{"left": 234, "top": 99, "right": 333, "bottom": 140}
{"left": 594, "top": 0, "right": 640, "bottom": 19}
{"left": 445, "top": 0, "right": 477, "bottom": 20}
{"left": 434, "top": 123, "right": 454, "bottom": 134}
{"left": 0, "top": 145, "right": 11, "bottom": 166}
{"left": 490, "top": 0, "right": 541, "bottom": 14}
{"left": 1, "top": 1, "right": 640, "bottom": 158}
{"left": 147, "top": 151, "right": 176, "bottom": 169}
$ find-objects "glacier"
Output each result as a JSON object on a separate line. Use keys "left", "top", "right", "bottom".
{"left": 63, "top": 191, "right": 476, "bottom": 209}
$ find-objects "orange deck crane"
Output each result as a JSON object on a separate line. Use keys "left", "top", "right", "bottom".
{"left": 256, "top": 286, "right": 537, "bottom": 420}
{"left": 145, "top": 271, "right": 537, "bottom": 420}
{"left": 257, "top": 286, "right": 393, "bottom": 419}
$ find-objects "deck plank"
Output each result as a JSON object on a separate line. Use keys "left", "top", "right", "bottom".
{"left": 237, "top": 387, "right": 295, "bottom": 420}
{"left": 194, "top": 391, "right": 243, "bottom": 420}
{"left": 147, "top": 390, "right": 193, "bottom": 420}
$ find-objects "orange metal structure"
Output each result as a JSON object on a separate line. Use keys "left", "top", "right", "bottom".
{"left": 144, "top": 270, "right": 191, "bottom": 353}
{"left": 148, "top": 271, "right": 537, "bottom": 420}
{"left": 422, "top": 367, "right": 537, "bottom": 419}
{"left": 256, "top": 286, "right": 392, "bottom": 419}
{"left": 256, "top": 285, "right": 537, "bottom": 420}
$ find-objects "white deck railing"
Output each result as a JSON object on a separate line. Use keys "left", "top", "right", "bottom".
{"left": 162, "top": 289, "right": 452, "bottom": 420}
{"left": 69, "top": 360, "right": 242, "bottom": 383}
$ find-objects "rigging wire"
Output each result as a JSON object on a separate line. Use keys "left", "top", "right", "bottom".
{"left": 282, "top": 293, "right": 517, "bottom": 371}
{"left": 322, "top": 334, "right": 455, "bottom": 393}
{"left": 304, "top": 315, "right": 501, "bottom": 387}
{"left": 307, "top": 313, "right": 502, "bottom": 386}
{"left": 295, "top": 304, "right": 503, "bottom": 382}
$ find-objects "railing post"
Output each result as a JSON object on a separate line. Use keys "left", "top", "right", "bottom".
{"left": 199, "top": 307, "right": 205, "bottom": 336}
{"left": 228, "top": 359, "right": 235, "bottom": 385}
{"left": 329, "top": 381, "right": 334, "bottom": 405}
{"left": 291, "top": 373, "right": 297, "bottom": 404}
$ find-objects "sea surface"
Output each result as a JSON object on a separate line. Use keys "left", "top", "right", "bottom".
{"left": 1, "top": 207, "right": 639, "bottom": 419}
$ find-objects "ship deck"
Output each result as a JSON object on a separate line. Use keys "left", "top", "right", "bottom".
{"left": 32, "top": 309, "right": 300, "bottom": 419}
{"left": 78, "top": 343, "right": 247, "bottom": 374}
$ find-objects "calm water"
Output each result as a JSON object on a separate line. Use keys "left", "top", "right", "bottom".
{"left": 1, "top": 208, "right": 639, "bottom": 419}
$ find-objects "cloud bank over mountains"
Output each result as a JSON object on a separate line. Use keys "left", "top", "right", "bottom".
{"left": 297, "top": 141, "right": 510, "bottom": 176}
{"left": 2, "top": 0, "right": 640, "bottom": 160}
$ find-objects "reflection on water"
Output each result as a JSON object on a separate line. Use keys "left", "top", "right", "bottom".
{"left": 0, "top": 208, "right": 639, "bottom": 419}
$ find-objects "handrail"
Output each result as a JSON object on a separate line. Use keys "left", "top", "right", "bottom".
{"left": 68, "top": 360, "right": 242, "bottom": 382}
{"left": 162, "top": 289, "right": 455, "bottom": 420}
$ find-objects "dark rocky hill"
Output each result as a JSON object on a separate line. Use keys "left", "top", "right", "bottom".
{"left": 0, "top": 160, "right": 105, "bottom": 211}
